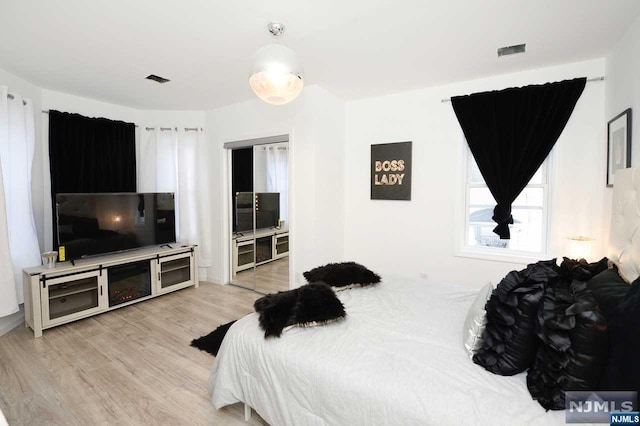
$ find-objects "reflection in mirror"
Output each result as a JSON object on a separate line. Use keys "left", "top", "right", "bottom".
{"left": 229, "top": 147, "right": 255, "bottom": 290}
{"left": 252, "top": 143, "right": 289, "bottom": 294}
{"left": 228, "top": 141, "right": 290, "bottom": 293}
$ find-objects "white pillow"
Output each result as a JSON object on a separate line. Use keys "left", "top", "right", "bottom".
{"left": 463, "top": 282, "right": 493, "bottom": 358}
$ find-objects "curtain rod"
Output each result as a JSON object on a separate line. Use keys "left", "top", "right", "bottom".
{"left": 37, "top": 110, "right": 202, "bottom": 131}
{"left": 7, "top": 93, "right": 27, "bottom": 105}
{"left": 144, "top": 127, "right": 203, "bottom": 132}
{"left": 440, "top": 76, "right": 605, "bottom": 103}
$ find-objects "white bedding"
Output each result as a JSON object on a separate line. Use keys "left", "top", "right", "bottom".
{"left": 208, "top": 277, "right": 570, "bottom": 426}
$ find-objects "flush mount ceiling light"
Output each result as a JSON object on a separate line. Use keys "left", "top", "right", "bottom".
{"left": 249, "top": 22, "right": 304, "bottom": 106}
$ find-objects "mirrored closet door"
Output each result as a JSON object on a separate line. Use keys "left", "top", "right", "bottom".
{"left": 227, "top": 136, "right": 290, "bottom": 294}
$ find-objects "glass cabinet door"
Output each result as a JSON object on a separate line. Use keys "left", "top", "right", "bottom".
{"left": 157, "top": 253, "right": 194, "bottom": 294}
{"left": 41, "top": 270, "right": 107, "bottom": 327}
{"left": 160, "top": 257, "right": 191, "bottom": 288}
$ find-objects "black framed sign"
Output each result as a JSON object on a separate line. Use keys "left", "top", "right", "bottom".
{"left": 607, "top": 108, "right": 632, "bottom": 187}
{"left": 371, "top": 141, "right": 412, "bottom": 200}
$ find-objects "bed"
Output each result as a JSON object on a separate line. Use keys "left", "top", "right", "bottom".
{"left": 209, "top": 168, "right": 640, "bottom": 426}
{"left": 209, "top": 277, "right": 567, "bottom": 425}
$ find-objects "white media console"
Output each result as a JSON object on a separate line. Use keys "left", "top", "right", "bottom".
{"left": 23, "top": 244, "right": 198, "bottom": 338}
{"left": 232, "top": 228, "right": 289, "bottom": 276}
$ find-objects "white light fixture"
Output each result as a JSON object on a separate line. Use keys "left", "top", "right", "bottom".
{"left": 249, "top": 22, "right": 304, "bottom": 106}
{"left": 567, "top": 236, "right": 595, "bottom": 261}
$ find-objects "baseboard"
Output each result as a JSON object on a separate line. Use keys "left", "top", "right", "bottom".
{"left": 0, "top": 305, "right": 24, "bottom": 337}
{"left": 198, "top": 267, "right": 223, "bottom": 285}
{"left": 200, "top": 278, "right": 223, "bottom": 285}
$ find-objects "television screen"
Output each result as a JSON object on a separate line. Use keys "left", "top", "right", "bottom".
{"left": 56, "top": 193, "right": 176, "bottom": 260}
{"left": 235, "top": 192, "right": 280, "bottom": 233}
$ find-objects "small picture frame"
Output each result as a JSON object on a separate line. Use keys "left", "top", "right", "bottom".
{"left": 607, "top": 108, "right": 632, "bottom": 187}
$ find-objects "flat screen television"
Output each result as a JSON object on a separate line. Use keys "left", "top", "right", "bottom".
{"left": 235, "top": 192, "right": 280, "bottom": 233}
{"left": 56, "top": 192, "right": 176, "bottom": 261}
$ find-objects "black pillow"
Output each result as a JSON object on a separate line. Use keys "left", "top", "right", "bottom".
{"left": 473, "top": 259, "right": 557, "bottom": 376}
{"left": 526, "top": 280, "right": 609, "bottom": 410}
{"left": 586, "top": 267, "right": 631, "bottom": 320}
{"left": 254, "top": 283, "right": 346, "bottom": 338}
{"left": 559, "top": 257, "right": 609, "bottom": 282}
{"left": 600, "top": 277, "right": 640, "bottom": 392}
{"left": 303, "top": 262, "right": 380, "bottom": 288}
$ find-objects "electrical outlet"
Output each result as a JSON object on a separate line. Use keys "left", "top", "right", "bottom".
{"left": 419, "top": 272, "right": 429, "bottom": 280}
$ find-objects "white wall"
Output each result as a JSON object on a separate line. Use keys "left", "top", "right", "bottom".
{"left": 606, "top": 13, "right": 640, "bottom": 166}
{"left": 604, "top": 13, "right": 640, "bottom": 252}
{"left": 344, "top": 59, "right": 606, "bottom": 289}
{"left": 204, "top": 85, "right": 346, "bottom": 286}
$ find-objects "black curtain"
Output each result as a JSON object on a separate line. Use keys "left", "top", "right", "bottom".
{"left": 451, "top": 78, "right": 586, "bottom": 239}
{"left": 49, "top": 110, "right": 136, "bottom": 248}
{"left": 231, "top": 147, "right": 253, "bottom": 232}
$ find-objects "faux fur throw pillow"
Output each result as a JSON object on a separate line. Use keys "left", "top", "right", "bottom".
{"left": 254, "top": 283, "right": 346, "bottom": 338}
{"left": 303, "top": 262, "right": 381, "bottom": 288}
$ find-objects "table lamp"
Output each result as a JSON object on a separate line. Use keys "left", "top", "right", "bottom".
{"left": 567, "top": 236, "right": 595, "bottom": 261}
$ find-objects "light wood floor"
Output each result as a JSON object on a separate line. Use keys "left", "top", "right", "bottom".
{"left": 0, "top": 282, "right": 269, "bottom": 426}
{"left": 233, "top": 257, "right": 289, "bottom": 294}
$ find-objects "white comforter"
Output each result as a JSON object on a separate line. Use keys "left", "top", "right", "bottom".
{"left": 209, "top": 277, "right": 569, "bottom": 426}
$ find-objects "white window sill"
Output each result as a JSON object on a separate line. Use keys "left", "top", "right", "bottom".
{"left": 455, "top": 247, "right": 551, "bottom": 265}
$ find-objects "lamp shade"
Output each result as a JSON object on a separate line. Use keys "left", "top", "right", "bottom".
{"left": 249, "top": 44, "right": 304, "bottom": 105}
{"left": 567, "top": 236, "right": 595, "bottom": 261}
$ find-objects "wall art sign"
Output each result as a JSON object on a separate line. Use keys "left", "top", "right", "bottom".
{"left": 371, "top": 141, "right": 412, "bottom": 200}
{"left": 607, "top": 108, "right": 632, "bottom": 187}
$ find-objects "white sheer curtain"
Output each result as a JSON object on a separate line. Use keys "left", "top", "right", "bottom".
{"left": 137, "top": 127, "right": 212, "bottom": 272}
{"left": 177, "top": 129, "right": 212, "bottom": 270}
{"left": 265, "top": 144, "right": 288, "bottom": 225}
{"left": 0, "top": 87, "right": 41, "bottom": 317}
{"left": 137, "top": 127, "right": 177, "bottom": 193}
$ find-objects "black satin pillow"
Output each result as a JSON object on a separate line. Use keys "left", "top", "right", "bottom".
{"left": 526, "top": 281, "right": 608, "bottom": 410}
{"left": 586, "top": 267, "right": 630, "bottom": 320}
{"left": 559, "top": 257, "right": 609, "bottom": 282}
{"left": 473, "top": 259, "right": 557, "bottom": 376}
{"left": 600, "top": 277, "right": 640, "bottom": 391}
{"left": 303, "top": 262, "right": 381, "bottom": 288}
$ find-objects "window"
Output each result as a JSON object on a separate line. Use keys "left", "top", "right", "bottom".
{"left": 462, "top": 147, "right": 551, "bottom": 258}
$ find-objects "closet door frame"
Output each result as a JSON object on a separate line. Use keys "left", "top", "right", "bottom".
{"left": 223, "top": 134, "right": 291, "bottom": 293}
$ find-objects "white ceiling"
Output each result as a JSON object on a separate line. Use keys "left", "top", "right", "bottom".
{"left": 1, "top": 0, "right": 639, "bottom": 110}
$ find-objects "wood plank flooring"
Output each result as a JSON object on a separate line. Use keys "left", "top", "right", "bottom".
{"left": 0, "top": 282, "right": 269, "bottom": 426}
{"left": 233, "top": 257, "right": 289, "bottom": 294}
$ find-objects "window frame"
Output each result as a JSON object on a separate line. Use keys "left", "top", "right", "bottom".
{"left": 456, "top": 145, "right": 553, "bottom": 264}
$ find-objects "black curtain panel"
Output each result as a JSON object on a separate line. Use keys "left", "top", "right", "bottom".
{"left": 49, "top": 110, "right": 136, "bottom": 248}
{"left": 451, "top": 78, "right": 586, "bottom": 239}
{"left": 231, "top": 147, "right": 253, "bottom": 232}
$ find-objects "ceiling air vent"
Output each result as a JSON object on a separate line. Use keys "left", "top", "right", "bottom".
{"left": 497, "top": 44, "right": 526, "bottom": 57}
{"left": 145, "top": 74, "right": 171, "bottom": 83}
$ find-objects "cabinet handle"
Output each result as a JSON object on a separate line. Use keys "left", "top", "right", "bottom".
{"left": 158, "top": 272, "right": 161, "bottom": 282}
{"left": 100, "top": 285, "right": 103, "bottom": 296}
